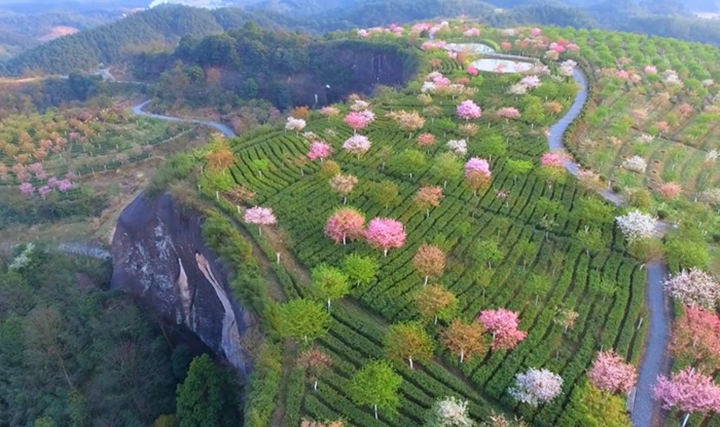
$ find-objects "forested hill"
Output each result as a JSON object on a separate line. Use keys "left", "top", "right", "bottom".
{"left": 0, "top": 5, "right": 304, "bottom": 76}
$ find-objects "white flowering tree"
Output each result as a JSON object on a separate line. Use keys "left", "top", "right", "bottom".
{"left": 285, "top": 117, "right": 306, "bottom": 133}
{"left": 424, "top": 396, "right": 473, "bottom": 427}
{"left": 615, "top": 210, "right": 657, "bottom": 242}
{"left": 664, "top": 268, "right": 720, "bottom": 310}
{"left": 508, "top": 368, "right": 563, "bottom": 407}
{"left": 622, "top": 155, "right": 647, "bottom": 173}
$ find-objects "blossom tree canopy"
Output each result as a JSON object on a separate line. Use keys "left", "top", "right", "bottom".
{"left": 412, "top": 244, "right": 446, "bottom": 284}
{"left": 456, "top": 100, "right": 482, "bottom": 120}
{"left": 18, "top": 182, "right": 34, "bottom": 195}
{"left": 414, "top": 186, "right": 443, "bottom": 216}
{"left": 464, "top": 157, "right": 491, "bottom": 179}
{"left": 365, "top": 217, "right": 406, "bottom": 256}
{"left": 308, "top": 141, "right": 332, "bottom": 161}
{"left": 644, "top": 65, "right": 658, "bottom": 75}
{"left": 615, "top": 209, "right": 657, "bottom": 242}
{"left": 478, "top": 308, "right": 527, "bottom": 350}
{"left": 622, "top": 155, "right": 647, "bottom": 173}
{"left": 344, "top": 111, "right": 374, "bottom": 132}
{"left": 520, "top": 75, "right": 541, "bottom": 89}
{"left": 325, "top": 208, "right": 365, "bottom": 245}
{"left": 425, "top": 396, "right": 474, "bottom": 427}
{"left": 658, "top": 182, "right": 682, "bottom": 199}
{"left": 541, "top": 151, "right": 567, "bottom": 168}
{"left": 342, "top": 135, "right": 372, "bottom": 158}
{"left": 467, "top": 65, "right": 478, "bottom": 76}
{"left": 447, "top": 139, "right": 468, "bottom": 157}
{"left": 286, "top": 117, "right": 307, "bottom": 132}
{"left": 388, "top": 110, "right": 425, "bottom": 133}
{"left": 653, "top": 367, "right": 720, "bottom": 414}
{"left": 244, "top": 206, "right": 277, "bottom": 226}
{"left": 508, "top": 368, "right": 564, "bottom": 407}
{"left": 442, "top": 319, "right": 484, "bottom": 363}
{"left": 664, "top": 268, "right": 720, "bottom": 310}
{"left": 417, "top": 133, "right": 436, "bottom": 147}
{"left": 587, "top": 350, "right": 637, "bottom": 395}
{"left": 497, "top": 107, "right": 521, "bottom": 120}
{"left": 670, "top": 306, "right": 720, "bottom": 373}
{"left": 329, "top": 174, "right": 358, "bottom": 198}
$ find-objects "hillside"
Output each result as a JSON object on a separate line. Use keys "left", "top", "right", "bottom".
{"left": 0, "top": 5, "right": 299, "bottom": 76}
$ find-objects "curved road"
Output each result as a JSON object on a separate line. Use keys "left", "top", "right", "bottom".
{"left": 131, "top": 100, "right": 236, "bottom": 137}
{"left": 128, "top": 52, "right": 671, "bottom": 425}
{"left": 548, "top": 64, "right": 671, "bottom": 427}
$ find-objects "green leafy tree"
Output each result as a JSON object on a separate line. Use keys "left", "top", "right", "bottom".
{"left": 277, "top": 299, "right": 329, "bottom": 343}
{"left": 390, "top": 149, "right": 427, "bottom": 179}
{"left": 477, "top": 134, "right": 507, "bottom": 161}
{"left": 348, "top": 360, "right": 402, "bottom": 420}
{"left": 506, "top": 158, "right": 533, "bottom": 184}
{"left": 385, "top": 322, "right": 434, "bottom": 369}
{"left": 176, "top": 354, "right": 239, "bottom": 427}
{"left": 576, "top": 228, "right": 604, "bottom": 256}
{"left": 574, "top": 198, "right": 614, "bottom": 226}
{"left": 311, "top": 264, "right": 350, "bottom": 311}
{"left": 429, "top": 152, "right": 462, "bottom": 188}
{"left": 665, "top": 238, "right": 709, "bottom": 270}
{"left": 470, "top": 239, "right": 504, "bottom": 268}
{"left": 527, "top": 273, "right": 552, "bottom": 305}
{"left": 369, "top": 180, "right": 400, "bottom": 209}
{"left": 561, "top": 382, "right": 630, "bottom": 427}
{"left": 342, "top": 254, "right": 379, "bottom": 287}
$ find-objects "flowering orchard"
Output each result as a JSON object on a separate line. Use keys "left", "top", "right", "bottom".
{"left": 194, "top": 22, "right": 652, "bottom": 427}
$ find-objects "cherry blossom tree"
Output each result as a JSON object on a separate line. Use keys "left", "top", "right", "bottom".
{"left": 670, "top": 306, "right": 720, "bottom": 373}
{"left": 447, "top": 139, "right": 468, "bottom": 157}
{"left": 244, "top": 206, "right": 277, "bottom": 236}
{"left": 622, "top": 155, "right": 647, "bottom": 173}
{"left": 319, "top": 106, "right": 340, "bottom": 116}
{"left": 342, "top": 135, "right": 371, "bottom": 159}
{"left": 466, "top": 65, "right": 478, "bottom": 76}
{"left": 18, "top": 182, "right": 34, "bottom": 195}
{"left": 497, "top": 107, "right": 521, "bottom": 121}
{"left": 329, "top": 174, "right": 358, "bottom": 204}
{"left": 456, "top": 100, "right": 482, "bottom": 121}
{"left": 297, "top": 347, "right": 332, "bottom": 392}
{"left": 414, "top": 186, "right": 443, "bottom": 218}
{"left": 388, "top": 110, "right": 425, "bottom": 136}
{"left": 324, "top": 208, "right": 365, "bottom": 245}
{"left": 615, "top": 210, "right": 657, "bottom": 242}
{"left": 365, "top": 218, "right": 406, "bottom": 256}
{"left": 509, "top": 368, "right": 563, "bottom": 407}
{"left": 425, "top": 396, "right": 474, "bottom": 427}
{"left": 412, "top": 244, "right": 446, "bottom": 285}
{"left": 587, "top": 350, "right": 637, "bottom": 395}
{"left": 308, "top": 141, "right": 332, "bottom": 162}
{"left": 442, "top": 319, "right": 484, "bottom": 363}
{"left": 658, "top": 182, "right": 682, "bottom": 199}
{"left": 653, "top": 368, "right": 720, "bottom": 418}
{"left": 664, "top": 268, "right": 720, "bottom": 310}
{"left": 464, "top": 157, "right": 491, "bottom": 195}
{"left": 478, "top": 308, "right": 527, "bottom": 350}
{"left": 285, "top": 117, "right": 307, "bottom": 133}
{"left": 417, "top": 133, "right": 436, "bottom": 148}
{"left": 344, "top": 111, "right": 374, "bottom": 133}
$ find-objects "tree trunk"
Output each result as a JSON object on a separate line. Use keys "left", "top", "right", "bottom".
{"left": 408, "top": 356, "right": 414, "bottom": 370}
{"left": 426, "top": 209, "right": 430, "bottom": 218}
{"left": 460, "top": 350, "right": 464, "bottom": 363}
{"left": 424, "top": 276, "right": 429, "bottom": 286}
{"left": 327, "top": 299, "right": 331, "bottom": 312}
{"left": 343, "top": 196, "right": 347, "bottom": 205}
{"left": 374, "top": 404, "right": 378, "bottom": 420}
{"left": 342, "top": 233, "right": 347, "bottom": 245}
{"left": 443, "top": 180, "right": 447, "bottom": 189}
{"left": 383, "top": 249, "right": 388, "bottom": 257}
{"left": 258, "top": 226, "right": 262, "bottom": 237}
{"left": 313, "top": 380, "right": 318, "bottom": 392}
{"left": 434, "top": 315, "right": 438, "bottom": 325}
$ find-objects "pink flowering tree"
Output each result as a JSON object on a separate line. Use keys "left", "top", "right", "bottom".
{"left": 478, "top": 308, "right": 527, "bottom": 350}
{"left": 456, "top": 100, "right": 482, "bottom": 121}
{"left": 464, "top": 157, "right": 491, "bottom": 195}
{"left": 670, "top": 306, "right": 720, "bottom": 373}
{"left": 18, "top": 182, "right": 34, "bottom": 195}
{"left": 342, "top": 135, "right": 371, "bottom": 159}
{"left": 664, "top": 268, "right": 719, "bottom": 310}
{"left": 365, "top": 218, "right": 406, "bottom": 256}
{"left": 508, "top": 368, "right": 563, "bottom": 407}
{"left": 466, "top": 65, "right": 478, "bottom": 76}
{"left": 587, "top": 350, "right": 637, "bottom": 395}
{"left": 344, "top": 111, "right": 374, "bottom": 134}
{"left": 417, "top": 133, "right": 436, "bottom": 148}
{"left": 497, "top": 107, "right": 521, "bottom": 122}
{"left": 325, "top": 207, "right": 365, "bottom": 245}
{"left": 500, "top": 42, "right": 512, "bottom": 51}
{"left": 308, "top": 141, "right": 332, "bottom": 162}
{"left": 414, "top": 186, "right": 443, "bottom": 218}
{"left": 244, "top": 206, "right": 277, "bottom": 236}
{"left": 539, "top": 151, "right": 568, "bottom": 184}
{"left": 653, "top": 368, "right": 720, "bottom": 421}
{"left": 658, "top": 182, "right": 682, "bottom": 199}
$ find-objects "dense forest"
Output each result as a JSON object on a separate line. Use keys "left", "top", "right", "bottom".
{"left": 135, "top": 23, "right": 419, "bottom": 109}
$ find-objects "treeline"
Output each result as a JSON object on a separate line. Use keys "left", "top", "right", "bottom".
{"left": 136, "top": 23, "right": 418, "bottom": 109}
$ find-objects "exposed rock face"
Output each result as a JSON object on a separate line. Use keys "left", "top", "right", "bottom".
{"left": 110, "top": 192, "right": 254, "bottom": 376}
